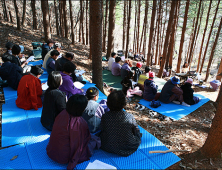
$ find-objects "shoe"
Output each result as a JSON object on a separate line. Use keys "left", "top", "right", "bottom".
{"left": 172, "top": 101, "right": 180, "bottom": 105}
{"left": 158, "top": 114, "right": 166, "bottom": 121}
{"left": 138, "top": 105, "right": 145, "bottom": 111}
{"left": 135, "top": 104, "right": 140, "bottom": 110}
{"left": 181, "top": 102, "right": 190, "bottom": 107}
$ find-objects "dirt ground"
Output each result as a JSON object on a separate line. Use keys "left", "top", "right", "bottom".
{"left": 0, "top": 21, "right": 221, "bottom": 169}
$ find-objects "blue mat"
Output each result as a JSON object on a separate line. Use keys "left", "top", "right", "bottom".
{"left": 0, "top": 60, "right": 181, "bottom": 169}
{"left": 139, "top": 94, "right": 210, "bottom": 120}
{"left": 0, "top": 143, "right": 32, "bottom": 169}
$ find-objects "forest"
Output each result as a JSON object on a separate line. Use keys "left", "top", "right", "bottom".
{"left": 0, "top": 0, "right": 222, "bottom": 169}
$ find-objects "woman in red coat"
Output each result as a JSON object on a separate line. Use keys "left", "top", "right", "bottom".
{"left": 16, "top": 66, "right": 44, "bottom": 110}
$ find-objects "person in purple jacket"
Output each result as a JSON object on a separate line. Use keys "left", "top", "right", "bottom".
{"left": 143, "top": 72, "right": 161, "bottom": 101}
{"left": 111, "top": 57, "right": 122, "bottom": 76}
{"left": 59, "top": 61, "right": 82, "bottom": 99}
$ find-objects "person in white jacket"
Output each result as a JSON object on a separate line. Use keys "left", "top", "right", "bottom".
{"left": 108, "top": 52, "right": 117, "bottom": 71}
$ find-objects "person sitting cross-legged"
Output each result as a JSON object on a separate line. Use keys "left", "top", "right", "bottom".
{"left": 100, "top": 90, "right": 142, "bottom": 156}
{"left": 143, "top": 72, "right": 161, "bottom": 101}
{"left": 46, "top": 50, "right": 60, "bottom": 74}
{"left": 16, "top": 66, "right": 44, "bottom": 110}
{"left": 41, "top": 71, "right": 66, "bottom": 131}
{"left": 82, "top": 87, "right": 105, "bottom": 134}
{"left": 46, "top": 94, "right": 101, "bottom": 170}
{"left": 180, "top": 78, "right": 200, "bottom": 105}
{"left": 108, "top": 52, "right": 117, "bottom": 71}
{"left": 121, "top": 59, "right": 132, "bottom": 79}
{"left": 111, "top": 56, "right": 122, "bottom": 76}
{"left": 159, "top": 76, "right": 190, "bottom": 107}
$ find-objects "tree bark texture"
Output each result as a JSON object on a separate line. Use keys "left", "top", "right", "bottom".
{"left": 176, "top": 0, "right": 190, "bottom": 73}
{"left": 137, "top": 0, "right": 141, "bottom": 53}
{"left": 125, "top": 0, "right": 131, "bottom": 58}
{"left": 69, "top": 0, "right": 74, "bottom": 44}
{"left": 106, "top": 0, "right": 116, "bottom": 59}
{"left": 31, "top": 0, "right": 37, "bottom": 30}
{"left": 199, "top": 0, "right": 220, "bottom": 74}
{"left": 90, "top": 0, "right": 103, "bottom": 92}
{"left": 147, "top": 0, "right": 157, "bottom": 66}
{"left": 22, "top": 0, "right": 26, "bottom": 26}
{"left": 133, "top": 1, "right": 137, "bottom": 53}
{"left": 196, "top": 0, "right": 212, "bottom": 73}
{"left": 63, "top": 0, "right": 68, "bottom": 38}
{"left": 216, "top": 58, "right": 222, "bottom": 81}
{"left": 204, "top": 17, "right": 222, "bottom": 82}
{"left": 122, "top": 0, "right": 126, "bottom": 51}
{"left": 142, "top": 0, "right": 148, "bottom": 57}
{"left": 157, "top": 1, "right": 177, "bottom": 78}
{"left": 86, "top": 0, "right": 89, "bottom": 45}
{"left": 41, "top": 0, "right": 51, "bottom": 41}
{"left": 102, "top": 0, "right": 109, "bottom": 52}
{"left": 54, "top": 0, "right": 60, "bottom": 36}
{"left": 200, "top": 82, "right": 222, "bottom": 157}
{"left": 59, "top": 0, "right": 64, "bottom": 37}
{"left": 2, "top": 0, "right": 8, "bottom": 21}
{"left": 81, "top": 0, "right": 85, "bottom": 44}
{"left": 14, "top": 0, "right": 20, "bottom": 31}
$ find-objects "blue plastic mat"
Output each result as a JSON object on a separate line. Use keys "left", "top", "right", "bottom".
{"left": 139, "top": 94, "right": 210, "bottom": 120}
{"left": 0, "top": 143, "right": 32, "bottom": 169}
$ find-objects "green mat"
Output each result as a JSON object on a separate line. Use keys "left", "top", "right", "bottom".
{"left": 103, "top": 70, "right": 122, "bottom": 86}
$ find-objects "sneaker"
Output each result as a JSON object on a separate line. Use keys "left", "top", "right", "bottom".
{"left": 172, "top": 101, "right": 180, "bottom": 105}
{"left": 181, "top": 102, "right": 190, "bottom": 107}
{"left": 135, "top": 104, "right": 140, "bottom": 110}
{"left": 138, "top": 105, "right": 145, "bottom": 111}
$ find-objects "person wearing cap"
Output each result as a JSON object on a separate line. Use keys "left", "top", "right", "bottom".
{"left": 159, "top": 76, "right": 190, "bottom": 106}
{"left": 108, "top": 52, "right": 117, "bottom": 71}
{"left": 180, "top": 78, "right": 200, "bottom": 105}
{"left": 41, "top": 39, "right": 55, "bottom": 60}
{"left": 132, "top": 62, "right": 143, "bottom": 82}
{"left": 121, "top": 59, "right": 132, "bottom": 79}
{"left": 43, "top": 42, "right": 62, "bottom": 69}
{"left": 137, "top": 66, "right": 151, "bottom": 91}
{"left": 46, "top": 50, "right": 60, "bottom": 74}
{"left": 143, "top": 72, "right": 160, "bottom": 101}
{"left": 111, "top": 57, "right": 122, "bottom": 76}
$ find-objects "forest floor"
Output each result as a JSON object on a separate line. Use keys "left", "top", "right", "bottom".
{"left": 0, "top": 21, "right": 221, "bottom": 169}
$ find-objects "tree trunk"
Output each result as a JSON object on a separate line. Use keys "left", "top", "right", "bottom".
{"left": 21, "top": 0, "right": 26, "bottom": 26}
{"left": 63, "top": 0, "right": 68, "bottom": 38}
{"left": 41, "top": 0, "right": 51, "bottom": 41}
{"left": 2, "top": 0, "right": 8, "bottom": 21}
{"left": 59, "top": 0, "right": 64, "bottom": 37}
{"left": 102, "top": 0, "right": 108, "bottom": 52}
{"left": 90, "top": 0, "right": 103, "bottom": 92}
{"left": 160, "top": 1, "right": 168, "bottom": 55}
{"left": 69, "top": 0, "right": 74, "bottom": 44}
{"left": 157, "top": 1, "right": 177, "bottom": 78}
{"left": 81, "top": 0, "right": 85, "bottom": 44}
{"left": 204, "top": 17, "right": 222, "bottom": 82}
{"left": 106, "top": 0, "right": 116, "bottom": 59}
{"left": 216, "top": 58, "right": 222, "bottom": 81}
{"left": 176, "top": 0, "right": 190, "bottom": 73}
{"left": 133, "top": 1, "right": 137, "bottom": 53}
{"left": 86, "top": 0, "right": 89, "bottom": 45}
{"left": 14, "top": 0, "right": 21, "bottom": 31}
{"left": 79, "top": 0, "right": 83, "bottom": 43}
{"left": 154, "top": 0, "right": 161, "bottom": 65}
{"left": 142, "top": 0, "right": 148, "bottom": 57}
{"left": 200, "top": 82, "right": 222, "bottom": 157}
{"left": 199, "top": 0, "right": 220, "bottom": 74}
{"left": 122, "top": 0, "right": 127, "bottom": 51}
{"left": 139, "top": 23, "right": 145, "bottom": 53}
{"left": 31, "top": 0, "right": 37, "bottom": 30}
{"left": 146, "top": 0, "right": 157, "bottom": 66}
{"left": 54, "top": 0, "right": 59, "bottom": 36}
{"left": 125, "top": 0, "right": 131, "bottom": 58}
{"left": 187, "top": 0, "right": 202, "bottom": 65}
{"left": 9, "top": 10, "right": 13, "bottom": 23}
{"left": 196, "top": 0, "right": 212, "bottom": 73}
{"left": 137, "top": 0, "right": 141, "bottom": 53}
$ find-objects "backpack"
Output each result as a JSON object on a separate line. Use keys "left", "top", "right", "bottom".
{"left": 150, "top": 100, "right": 161, "bottom": 108}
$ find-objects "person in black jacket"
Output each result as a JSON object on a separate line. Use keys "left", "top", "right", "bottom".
{"left": 41, "top": 71, "right": 66, "bottom": 131}
{"left": 180, "top": 78, "right": 200, "bottom": 105}
{"left": 121, "top": 71, "right": 134, "bottom": 95}
{"left": 132, "top": 62, "right": 143, "bottom": 82}
{"left": 0, "top": 55, "right": 23, "bottom": 90}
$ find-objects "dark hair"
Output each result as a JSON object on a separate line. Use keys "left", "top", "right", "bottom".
{"left": 66, "top": 52, "right": 74, "bottom": 60}
{"left": 47, "top": 71, "right": 62, "bottom": 89}
{"left": 115, "top": 57, "right": 121, "bottom": 63}
{"left": 12, "top": 44, "right": 21, "bottom": 55}
{"left": 2, "top": 55, "right": 11, "bottom": 62}
{"left": 145, "top": 66, "right": 151, "bottom": 73}
{"left": 107, "top": 90, "right": 126, "bottom": 111}
{"left": 66, "top": 94, "right": 88, "bottom": 117}
{"left": 47, "top": 39, "right": 54, "bottom": 44}
{"left": 50, "top": 50, "right": 60, "bottom": 57}
{"left": 5, "top": 42, "right": 14, "bottom": 50}
{"left": 127, "top": 71, "right": 133, "bottom": 79}
{"left": 63, "top": 61, "right": 76, "bottom": 73}
{"left": 31, "top": 65, "right": 44, "bottom": 76}
{"left": 111, "top": 52, "right": 116, "bottom": 57}
{"left": 86, "top": 87, "right": 99, "bottom": 100}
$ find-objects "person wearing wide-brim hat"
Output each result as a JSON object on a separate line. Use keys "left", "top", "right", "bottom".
{"left": 159, "top": 76, "right": 190, "bottom": 106}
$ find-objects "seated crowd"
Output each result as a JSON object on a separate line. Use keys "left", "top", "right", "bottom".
{"left": 0, "top": 42, "right": 200, "bottom": 169}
